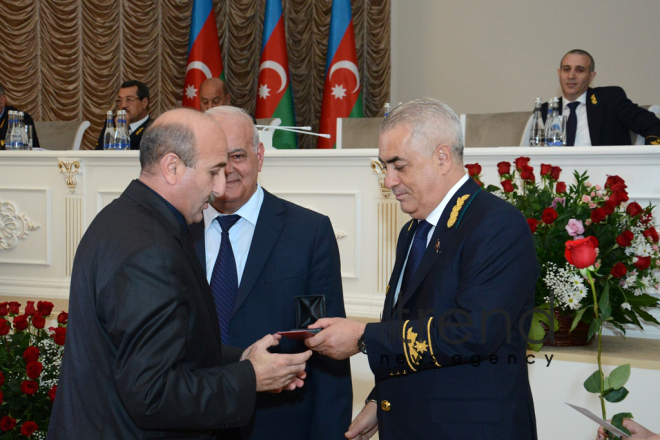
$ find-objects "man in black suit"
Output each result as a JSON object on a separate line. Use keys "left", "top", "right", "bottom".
{"left": 541, "top": 49, "right": 660, "bottom": 146}
{"left": 0, "top": 85, "right": 41, "bottom": 150}
{"left": 95, "top": 80, "right": 153, "bottom": 150}
{"left": 48, "top": 108, "right": 312, "bottom": 439}
{"left": 305, "top": 98, "right": 540, "bottom": 439}
{"left": 189, "top": 106, "right": 352, "bottom": 440}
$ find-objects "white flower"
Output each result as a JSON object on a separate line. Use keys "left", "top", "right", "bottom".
{"left": 621, "top": 302, "right": 632, "bottom": 311}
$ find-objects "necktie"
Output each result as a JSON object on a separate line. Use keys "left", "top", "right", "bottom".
{"left": 210, "top": 214, "right": 241, "bottom": 343}
{"left": 565, "top": 101, "right": 580, "bottom": 146}
{"left": 397, "top": 220, "right": 433, "bottom": 303}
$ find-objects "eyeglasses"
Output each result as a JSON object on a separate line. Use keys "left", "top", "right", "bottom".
{"left": 115, "top": 96, "right": 140, "bottom": 105}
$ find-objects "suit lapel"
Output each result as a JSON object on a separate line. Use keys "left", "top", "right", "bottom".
{"left": 232, "top": 190, "right": 284, "bottom": 316}
{"left": 384, "top": 220, "right": 417, "bottom": 320}
{"left": 396, "top": 178, "right": 480, "bottom": 309}
{"left": 189, "top": 221, "right": 207, "bottom": 276}
{"left": 586, "top": 88, "right": 602, "bottom": 146}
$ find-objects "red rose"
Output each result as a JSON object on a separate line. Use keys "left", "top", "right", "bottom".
{"left": 501, "top": 179, "right": 514, "bottom": 193}
{"left": 550, "top": 166, "right": 562, "bottom": 180}
{"left": 556, "top": 181, "right": 567, "bottom": 194}
{"left": 643, "top": 227, "right": 659, "bottom": 243}
{"left": 627, "top": 202, "right": 643, "bottom": 217}
{"left": 497, "top": 161, "right": 511, "bottom": 175}
{"left": 8, "top": 302, "right": 20, "bottom": 315}
{"left": 634, "top": 256, "right": 651, "bottom": 271}
{"left": 565, "top": 237, "right": 598, "bottom": 269}
{"left": 605, "top": 175, "right": 627, "bottom": 192}
{"left": 0, "top": 372, "right": 4, "bottom": 386}
{"left": 602, "top": 201, "right": 616, "bottom": 216}
{"left": 610, "top": 262, "right": 628, "bottom": 278}
{"left": 0, "top": 416, "right": 16, "bottom": 431}
{"left": 0, "top": 303, "right": 7, "bottom": 317}
{"left": 37, "top": 301, "right": 54, "bottom": 317}
{"left": 541, "top": 207, "right": 558, "bottom": 225}
{"left": 52, "top": 327, "right": 67, "bottom": 346}
{"left": 24, "top": 301, "right": 36, "bottom": 316}
{"left": 527, "top": 218, "right": 538, "bottom": 233}
{"left": 20, "top": 421, "right": 38, "bottom": 437}
{"left": 616, "top": 230, "right": 634, "bottom": 247}
{"left": 21, "top": 380, "right": 38, "bottom": 395}
{"left": 609, "top": 191, "right": 629, "bottom": 206}
{"left": 465, "top": 163, "right": 481, "bottom": 177}
{"left": 13, "top": 315, "right": 28, "bottom": 331}
{"left": 26, "top": 361, "right": 43, "bottom": 380}
{"left": 591, "top": 207, "right": 608, "bottom": 224}
{"left": 57, "top": 311, "right": 68, "bottom": 324}
{"left": 0, "top": 319, "right": 9, "bottom": 336}
{"left": 23, "top": 346, "right": 40, "bottom": 364}
{"left": 514, "top": 156, "right": 530, "bottom": 171}
{"left": 520, "top": 165, "right": 535, "bottom": 181}
{"left": 49, "top": 385, "right": 57, "bottom": 402}
{"left": 540, "top": 163, "right": 552, "bottom": 176}
{"left": 32, "top": 312, "right": 45, "bottom": 329}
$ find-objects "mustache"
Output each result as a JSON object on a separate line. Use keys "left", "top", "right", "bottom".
{"left": 206, "top": 193, "right": 215, "bottom": 204}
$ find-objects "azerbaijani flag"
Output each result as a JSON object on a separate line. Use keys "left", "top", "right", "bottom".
{"left": 182, "top": 0, "right": 224, "bottom": 109}
{"left": 317, "top": 0, "right": 363, "bottom": 149}
{"left": 255, "top": 0, "right": 297, "bottom": 149}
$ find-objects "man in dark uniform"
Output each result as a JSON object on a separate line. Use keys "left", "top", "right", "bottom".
{"left": 95, "top": 80, "right": 153, "bottom": 150}
{"left": 0, "top": 85, "right": 41, "bottom": 150}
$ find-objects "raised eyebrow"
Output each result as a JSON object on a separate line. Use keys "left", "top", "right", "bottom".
{"left": 381, "top": 156, "right": 404, "bottom": 165}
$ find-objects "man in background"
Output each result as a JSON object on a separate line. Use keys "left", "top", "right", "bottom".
{"left": 542, "top": 49, "right": 660, "bottom": 146}
{"left": 190, "top": 106, "right": 352, "bottom": 440}
{"left": 200, "top": 77, "right": 231, "bottom": 111}
{"left": 0, "top": 85, "right": 41, "bottom": 150}
{"left": 49, "top": 108, "right": 311, "bottom": 439}
{"left": 95, "top": 80, "right": 153, "bottom": 150}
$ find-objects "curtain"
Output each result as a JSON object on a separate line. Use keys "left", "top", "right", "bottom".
{"left": 0, "top": 0, "right": 389, "bottom": 150}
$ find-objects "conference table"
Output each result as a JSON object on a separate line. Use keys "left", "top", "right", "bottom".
{"left": 1, "top": 146, "right": 659, "bottom": 439}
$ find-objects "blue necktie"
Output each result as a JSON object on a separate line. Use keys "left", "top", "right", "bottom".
{"left": 398, "top": 220, "right": 433, "bottom": 302}
{"left": 565, "top": 101, "right": 580, "bottom": 146}
{"left": 210, "top": 214, "right": 241, "bottom": 343}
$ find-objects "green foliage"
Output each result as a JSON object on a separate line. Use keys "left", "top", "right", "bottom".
{"left": 608, "top": 364, "right": 631, "bottom": 390}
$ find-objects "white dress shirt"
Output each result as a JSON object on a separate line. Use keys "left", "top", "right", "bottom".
{"left": 393, "top": 174, "right": 469, "bottom": 304}
{"left": 202, "top": 184, "right": 264, "bottom": 286}
{"left": 129, "top": 114, "right": 149, "bottom": 135}
{"left": 563, "top": 91, "right": 592, "bottom": 147}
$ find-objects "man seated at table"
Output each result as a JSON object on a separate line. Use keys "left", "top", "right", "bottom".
{"left": 0, "top": 85, "right": 41, "bottom": 150}
{"left": 95, "top": 80, "right": 153, "bottom": 150}
{"left": 541, "top": 49, "right": 660, "bottom": 146}
{"left": 199, "top": 77, "right": 231, "bottom": 111}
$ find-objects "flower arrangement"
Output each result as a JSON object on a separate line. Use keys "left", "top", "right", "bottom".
{"left": 0, "top": 301, "right": 67, "bottom": 439}
{"left": 466, "top": 158, "right": 660, "bottom": 349}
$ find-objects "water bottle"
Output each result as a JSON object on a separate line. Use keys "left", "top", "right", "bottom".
{"left": 114, "top": 110, "right": 130, "bottom": 150}
{"left": 529, "top": 98, "right": 545, "bottom": 146}
{"left": 10, "top": 111, "right": 24, "bottom": 150}
{"left": 384, "top": 103, "right": 391, "bottom": 117}
{"left": 103, "top": 111, "right": 115, "bottom": 150}
{"left": 546, "top": 98, "right": 563, "bottom": 146}
{"left": 18, "top": 112, "right": 28, "bottom": 149}
{"left": 4, "top": 111, "right": 14, "bottom": 149}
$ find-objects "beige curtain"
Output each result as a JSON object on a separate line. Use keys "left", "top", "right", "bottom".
{"left": 0, "top": 0, "right": 389, "bottom": 150}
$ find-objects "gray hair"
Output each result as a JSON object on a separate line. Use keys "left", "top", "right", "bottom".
{"left": 204, "top": 106, "right": 259, "bottom": 152}
{"left": 562, "top": 49, "right": 595, "bottom": 73}
{"left": 381, "top": 97, "right": 464, "bottom": 159}
{"left": 139, "top": 122, "right": 198, "bottom": 173}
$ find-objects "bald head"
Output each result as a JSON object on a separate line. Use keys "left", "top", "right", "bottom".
{"left": 200, "top": 78, "right": 231, "bottom": 111}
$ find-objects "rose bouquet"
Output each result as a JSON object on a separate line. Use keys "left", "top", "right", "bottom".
{"left": 0, "top": 301, "right": 67, "bottom": 439}
{"left": 466, "top": 158, "right": 660, "bottom": 350}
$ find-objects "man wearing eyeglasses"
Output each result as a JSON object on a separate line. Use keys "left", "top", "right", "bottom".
{"left": 95, "top": 80, "right": 153, "bottom": 150}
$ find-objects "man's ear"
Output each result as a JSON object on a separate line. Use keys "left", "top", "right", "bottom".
{"left": 256, "top": 142, "right": 265, "bottom": 172}
{"left": 160, "top": 153, "right": 182, "bottom": 185}
{"left": 435, "top": 144, "right": 453, "bottom": 172}
{"left": 589, "top": 71, "right": 596, "bottom": 85}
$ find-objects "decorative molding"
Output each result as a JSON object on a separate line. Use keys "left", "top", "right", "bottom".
{"left": 370, "top": 160, "right": 391, "bottom": 198}
{"left": 58, "top": 160, "right": 81, "bottom": 193}
{"left": 65, "top": 197, "right": 84, "bottom": 277}
{"left": 0, "top": 201, "right": 40, "bottom": 250}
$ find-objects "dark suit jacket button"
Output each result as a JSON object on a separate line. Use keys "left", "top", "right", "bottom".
{"left": 381, "top": 400, "right": 391, "bottom": 412}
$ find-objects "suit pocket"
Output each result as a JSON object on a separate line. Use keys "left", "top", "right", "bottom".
{"left": 264, "top": 275, "right": 303, "bottom": 284}
{"left": 431, "top": 398, "right": 501, "bottom": 423}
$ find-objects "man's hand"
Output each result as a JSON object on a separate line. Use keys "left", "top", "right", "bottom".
{"left": 597, "top": 418, "right": 659, "bottom": 439}
{"left": 345, "top": 401, "right": 378, "bottom": 439}
{"left": 244, "top": 334, "right": 312, "bottom": 392}
{"left": 305, "top": 318, "right": 366, "bottom": 360}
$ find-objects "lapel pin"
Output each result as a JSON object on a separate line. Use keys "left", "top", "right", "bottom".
{"left": 435, "top": 239, "right": 440, "bottom": 253}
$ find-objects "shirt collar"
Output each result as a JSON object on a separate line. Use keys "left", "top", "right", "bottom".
{"left": 424, "top": 174, "right": 469, "bottom": 227}
{"left": 563, "top": 91, "right": 587, "bottom": 109}
{"left": 130, "top": 115, "right": 150, "bottom": 133}
{"left": 203, "top": 183, "right": 264, "bottom": 231}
